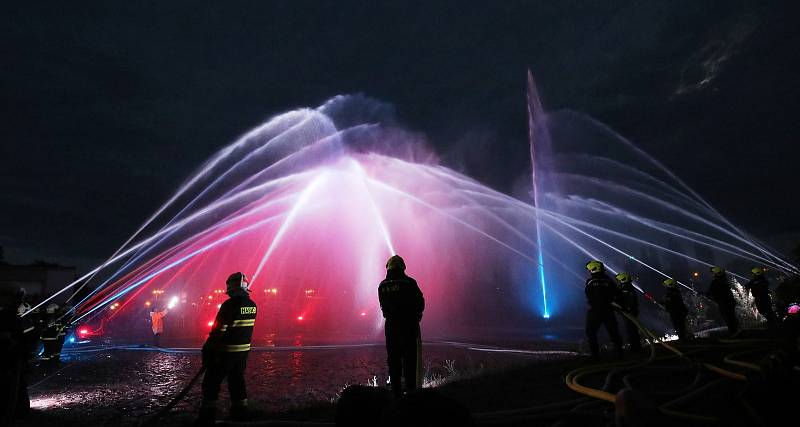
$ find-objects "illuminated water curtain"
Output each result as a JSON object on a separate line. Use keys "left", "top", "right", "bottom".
{"left": 30, "top": 76, "right": 798, "bottom": 341}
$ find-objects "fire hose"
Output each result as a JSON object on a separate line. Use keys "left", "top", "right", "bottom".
{"left": 139, "top": 365, "right": 206, "bottom": 426}
{"left": 561, "top": 305, "right": 754, "bottom": 424}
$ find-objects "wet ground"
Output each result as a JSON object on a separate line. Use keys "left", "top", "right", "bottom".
{"left": 19, "top": 341, "right": 578, "bottom": 426}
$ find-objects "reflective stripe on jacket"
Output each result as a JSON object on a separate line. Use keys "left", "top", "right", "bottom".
{"left": 205, "top": 289, "right": 257, "bottom": 353}
{"left": 41, "top": 322, "right": 63, "bottom": 341}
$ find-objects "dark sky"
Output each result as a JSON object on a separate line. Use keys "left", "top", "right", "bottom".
{"left": 2, "top": 1, "right": 799, "bottom": 271}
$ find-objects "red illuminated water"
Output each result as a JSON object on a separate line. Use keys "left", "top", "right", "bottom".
{"left": 46, "top": 80, "right": 795, "bottom": 343}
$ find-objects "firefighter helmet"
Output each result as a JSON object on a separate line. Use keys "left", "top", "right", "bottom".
{"left": 615, "top": 272, "right": 632, "bottom": 284}
{"left": 46, "top": 303, "right": 59, "bottom": 314}
{"left": 751, "top": 267, "right": 764, "bottom": 276}
{"left": 386, "top": 255, "right": 406, "bottom": 271}
{"left": 710, "top": 266, "right": 725, "bottom": 277}
{"left": 663, "top": 278, "right": 677, "bottom": 287}
{"left": 226, "top": 272, "right": 250, "bottom": 292}
{"left": 586, "top": 260, "right": 604, "bottom": 274}
{"left": 16, "top": 302, "right": 31, "bottom": 316}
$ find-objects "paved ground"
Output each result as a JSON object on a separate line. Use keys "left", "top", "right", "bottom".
{"left": 18, "top": 341, "right": 578, "bottom": 426}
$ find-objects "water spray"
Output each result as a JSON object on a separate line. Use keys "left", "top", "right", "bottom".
{"left": 27, "top": 174, "right": 308, "bottom": 318}
{"left": 251, "top": 173, "right": 327, "bottom": 286}
{"left": 570, "top": 110, "right": 796, "bottom": 273}
{"left": 51, "top": 81, "right": 797, "bottom": 341}
{"left": 366, "top": 176, "right": 539, "bottom": 264}
{"left": 528, "top": 70, "right": 551, "bottom": 319}
{"left": 71, "top": 173, "right": 309, "bottom": 312}
{"left": 57, "top": 114, "right": 300, "bottom": 308}
{"left": 72, "top": 211, "right": 287, "bottom": 324}
{"left": 558, "top": 172, "right": 799, "bottom": 276}
{"left": 578, "top": 197, "right": 798, "bottom": 275}
{"left": 350, "top": 158, "right": 396, "bottom": 256}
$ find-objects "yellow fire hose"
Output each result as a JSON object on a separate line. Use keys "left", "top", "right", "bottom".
{"left": 616, "top": 307, "right": 747, "bottom": 382}
{"left": 563, "top": 306, "right": 758, "bottom": 424}
{"left": 722, "top": 349, "right": 766, "bottom": 373}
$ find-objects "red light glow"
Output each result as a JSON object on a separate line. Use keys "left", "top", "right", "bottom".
{"left": 297, "top": 315, "right": 304, "bottom": 321}
{"left": 207, "top": 321, "right": 214, "bottom": 327}
{"left": 360, "top": 312, "right": 367, "bottom": 316}
{"left": 79, "top": 328, "right": 89, "bottom": 335}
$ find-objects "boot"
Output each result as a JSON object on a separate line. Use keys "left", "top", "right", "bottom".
{"left": 231, "top": 399, "right": 248, "bottom": 421}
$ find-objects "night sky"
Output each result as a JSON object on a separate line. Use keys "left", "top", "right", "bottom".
{"left": 2, "top": 1, "right": 799, "bottom": 271}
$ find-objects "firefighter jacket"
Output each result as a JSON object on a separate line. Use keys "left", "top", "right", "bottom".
{"left": 34, "top": 310, "right": 47, "bottom": 335}
{"left": 585, "top": 273, "right": 620, "bottom": 313}
{"left": 0, "top": 304, "right": 22, "bottom": 366}
{"left": 0, "top": 302, "right": 36, "bottom": 364}
{"left": 40, "top": 320, "right": 66, "bottom": 342}
{"left": 664, "top": 287, "right": 688, "bottom": 317}
{"left": 378, "top": 271, "right": 424, "bottom": 323}
{"left": 707, "top": 277, "right": 737, "bottom": 306}
{"left": 204, "top": 289, "right": 257, "bottom": 353}
{"left": 617, "top": 282, "right": 639, "bottom": 316}
{"left": 745, "top": 276, "right": 770, "bottom": 300}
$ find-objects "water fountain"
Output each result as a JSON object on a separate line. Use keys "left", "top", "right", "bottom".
{"left": 31, "top": 73, "right": 796, "bottom": 344}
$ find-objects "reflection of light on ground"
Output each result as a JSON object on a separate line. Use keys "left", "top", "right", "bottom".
{"left": 30, "top": 392, "right": 97, "bottom": 409}
{"left": 27, "top": 343, "right": 576, "bottom": 418}
{"left": 30, "top": 397, "right": 60, "bottom": 409}
{"left": 291, "top": 351, "right": 303, "bottom": 383}
{"left": 466, "top": 348, "right": 578, "bottom": 356}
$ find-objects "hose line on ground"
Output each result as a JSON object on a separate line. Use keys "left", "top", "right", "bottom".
{"left": 564, "top": 313, "right": 658, "bottom": 404}
{"left": 562, "top": 306, "right": 767, "bottom": 424}
{"left": 723, "top": 349, "right": 766, "bottom": 373}
{"left": 139, "top": 366, "right": 206, "bottom": 426}
{"left": 616, "top": 307, "right": 747, "bottom": 381}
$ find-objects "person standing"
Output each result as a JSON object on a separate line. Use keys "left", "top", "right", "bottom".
{"left": 149, "top": 306, "right": 168, "bottom": 347}
{"left": 705, "top": 267, "right": 740, "bottom": 335}
{"left": 40, "top": 304, "right": 63, "bottom": 361}
{"left": 0, "top": 289, "right": 36, "bottom": 421}
{"left": 744, "top": 267, "right": 777, "bottom": 327}
{"left": 1, "top": 289, "right": 25, "bottom": 423}
{"left": 378, "top": 255, "right": 425, "bottom": 398}
{"left": 584, "top": 260, "right": 623, "bottom": 359}
{"left": 614, "top": 272, "right": 641, "bottom": 353}
{"left": 662, "top": 279, "right": 689, "bottom": 340}
{"left": 53, "top": 306, "right": 69, "bottom": 360}
{"left": 198, "top": 272, "right": 257, "bottom": 425}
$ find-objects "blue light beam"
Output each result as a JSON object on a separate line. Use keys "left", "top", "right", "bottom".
{"left": 527, "top": 70, "right": 550, "bottom": 318}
